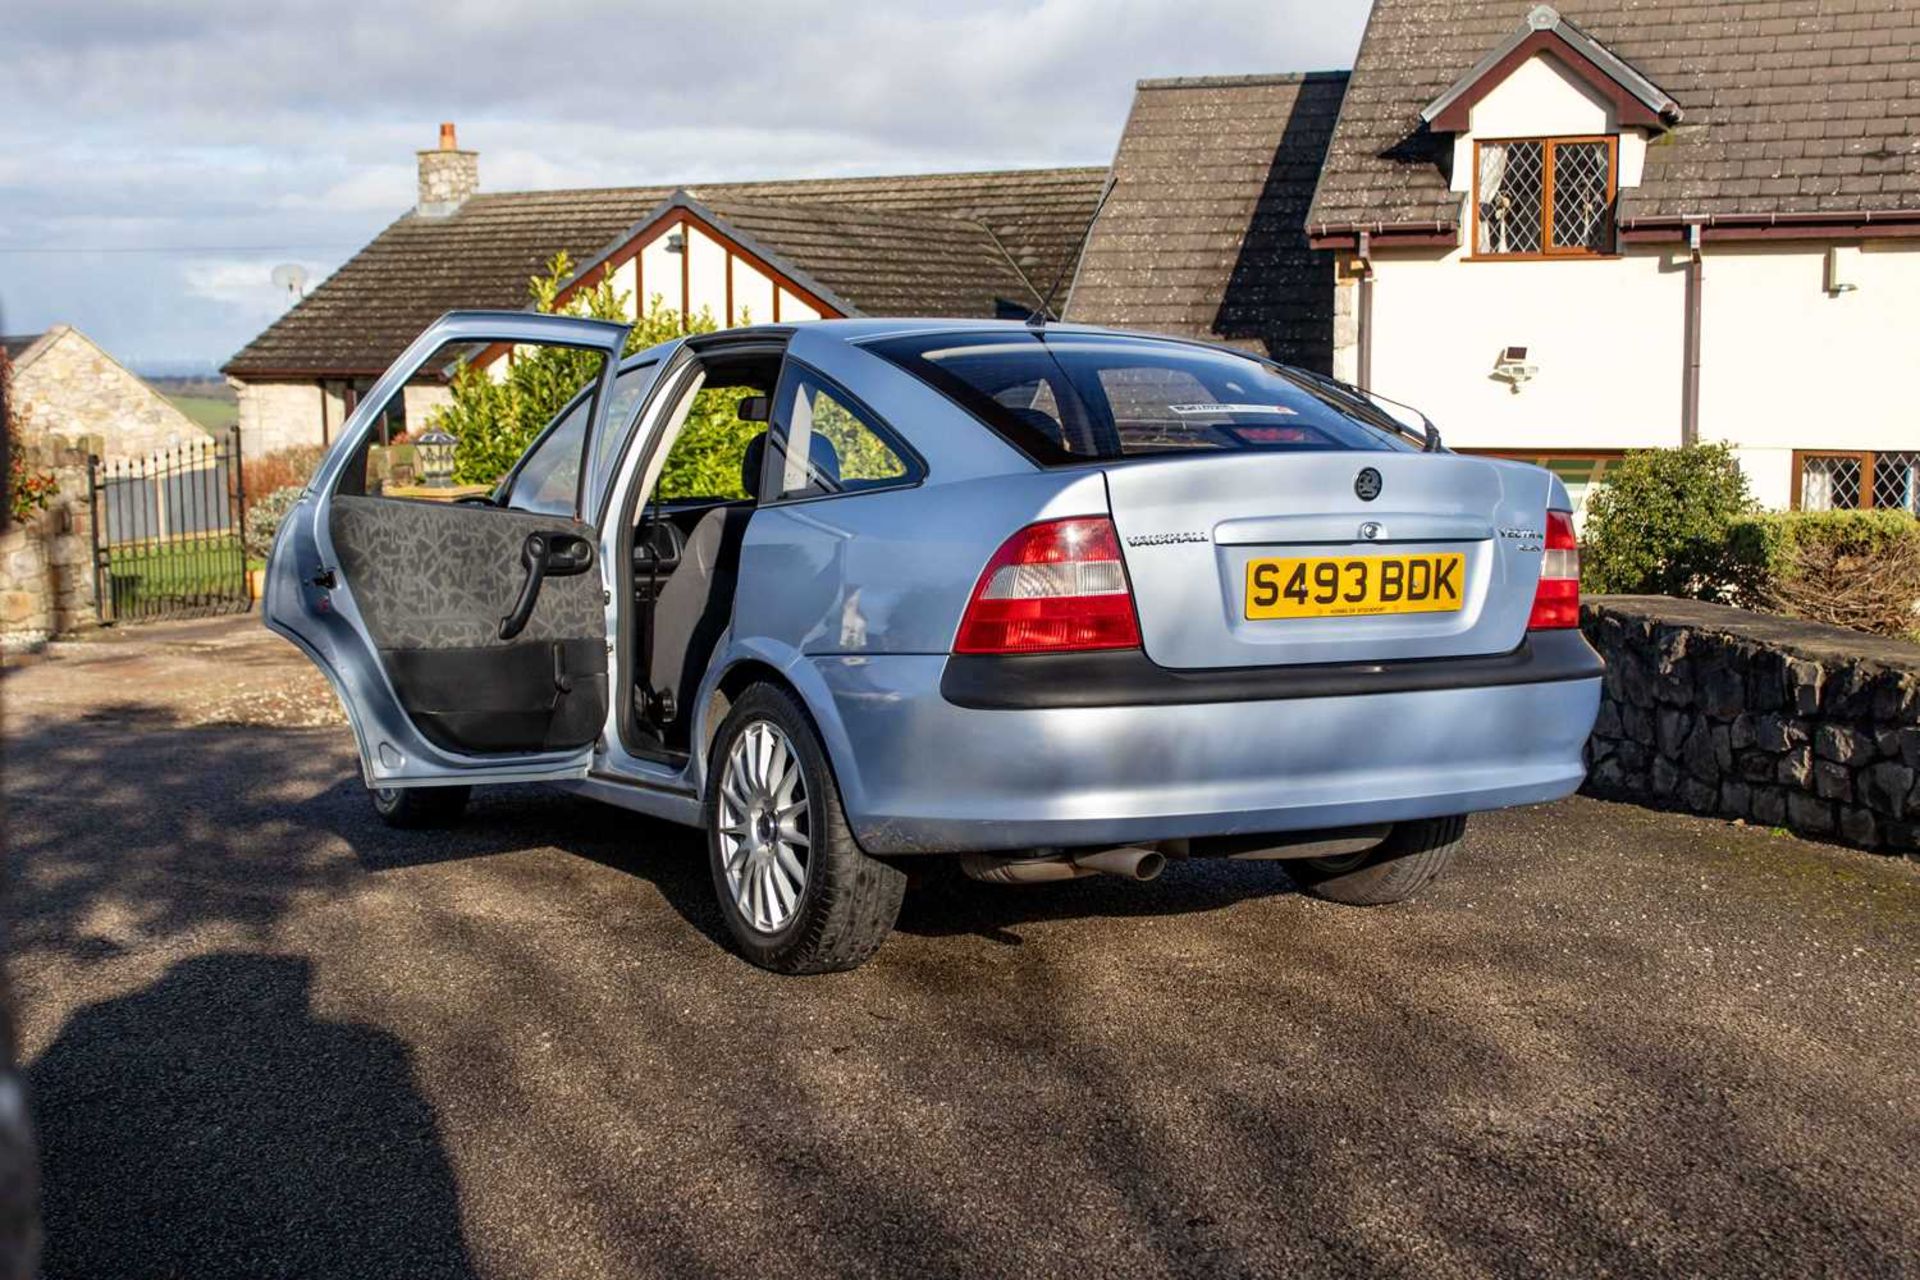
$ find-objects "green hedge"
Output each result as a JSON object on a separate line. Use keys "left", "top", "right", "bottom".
{"left": 1581, "top": 445, "right": 1919, "bottom": 640}
{"left": 1727, "top": 508, "right": 1920, "bottom": 569}
{"left": 1729, "top": 509, "right": 1920, "bottom": 640}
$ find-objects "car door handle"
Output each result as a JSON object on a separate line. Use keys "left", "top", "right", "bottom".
{"left": 499, "top": 530, "right": 595, "bottom": 641}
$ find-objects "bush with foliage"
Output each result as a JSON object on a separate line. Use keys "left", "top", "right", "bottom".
{"left": 432, "top": 252, "right": 727, "bottom": 488}
{"left": 428, "top": 251, "right": 910, "bottom": 501}
{"left": 2, "top": 350, "right": 57, "bottom": 524}
{"left": 241, "top": 444, "right": 325, "bottom": 502}
{"left": 654, "top": 383, "right": 906, "bottom": 501}
{"left": 1729, "top": 509, "right": 1920, "bottom": 640}
{"left": 243, "top": 484, "right": 305, "bottom": 563}
{"left": 1581, "top": 443, "right": 1759, "bottom": 600}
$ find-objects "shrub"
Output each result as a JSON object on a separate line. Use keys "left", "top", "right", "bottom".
{"left": 242, "top": 444, "right": 325, "bottom": 501}
{"left": 433, "top": 252, "right": 722, "bottom": 488}
{"left": 243, "top": 484, "right": 305, "bottom": 563}
{"left": 2, "top": 350, "right": 57, "bottom": 524}
{"left": 1731, "top": 509, "right": 1920, "bottom": 640}
{"left": 1581, "top": 443, "right": 1759, "bottom": 600}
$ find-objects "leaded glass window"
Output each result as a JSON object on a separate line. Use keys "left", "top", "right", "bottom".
{"left": 1797, "top": 451, "right": 1920, "bottom": 514}
{"left": 1475, "top": 137, "right": 1617, "bottom": 257}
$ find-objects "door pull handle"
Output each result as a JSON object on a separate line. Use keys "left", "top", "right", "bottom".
{"left": 499, "top": 535, "right": 551, "bottom": 641}
{"left": 500, "top": 531, "right": 595, "bottom": 641}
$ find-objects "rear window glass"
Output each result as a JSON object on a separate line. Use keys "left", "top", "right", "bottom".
{"left": 865, "top": 331, "right": 1413, "bottom": 465}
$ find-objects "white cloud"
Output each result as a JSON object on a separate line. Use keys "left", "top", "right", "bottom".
{"left": 181, "top": 258, "right": 323, "bottom": 316}
{"left": 0, "top": 0, "right": 1372, "bottom": 369}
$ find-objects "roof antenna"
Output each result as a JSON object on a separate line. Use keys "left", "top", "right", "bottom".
{"left": 1029, "top": 174, "right": 1117, "bottom": 329}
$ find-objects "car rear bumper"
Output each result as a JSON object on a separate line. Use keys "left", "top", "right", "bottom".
{"left": 812, "top": 635, "right": 1602, "bottom": 855}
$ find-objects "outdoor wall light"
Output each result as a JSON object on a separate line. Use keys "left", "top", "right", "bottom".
{"left": 416, "top": 426, "right": 457, "bottom": 487}
{"left": 665, "top": 230, "right": 687, "bottom": 254}
{"left": 1491, "top": 345, "right": 1538, "bottom": 392}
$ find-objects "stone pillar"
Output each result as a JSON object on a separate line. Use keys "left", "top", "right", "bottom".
{"left": 0, "top": 435, "right": 100, "bottom": 648}
{"left": 1331, "top": 253, "right": 1362, "bottom": 386}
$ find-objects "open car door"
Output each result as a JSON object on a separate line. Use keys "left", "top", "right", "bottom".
{"left": 264, "top": 311, "right": 631, "bottom": 787}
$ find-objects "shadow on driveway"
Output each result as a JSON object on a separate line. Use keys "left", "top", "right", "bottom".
{"left": 8, "top": 674, "right": 1918, "bottom": 1277}
{"left": 29, "top": 953, "right": 473, "bottom": 1280}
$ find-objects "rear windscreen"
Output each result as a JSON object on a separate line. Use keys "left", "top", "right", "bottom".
{"left": 864, "top": 331, "right": 1413, "bottom": 465}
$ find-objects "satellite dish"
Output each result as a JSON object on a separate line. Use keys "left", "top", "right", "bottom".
{"left": 271, "top": 263, "right": 309, "bottom": 299}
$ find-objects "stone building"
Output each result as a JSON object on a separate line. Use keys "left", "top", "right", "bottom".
{"left": 4, "top": 326, "right": 210, "bottom": 462}
{"left": 0, "top": 326, "right": 213, "bottom": 645}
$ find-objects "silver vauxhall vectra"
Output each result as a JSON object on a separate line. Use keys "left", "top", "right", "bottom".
{"left": 266, "top": 312, "right": 1602, "bottom": 973}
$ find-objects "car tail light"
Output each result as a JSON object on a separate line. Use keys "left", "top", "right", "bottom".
{"left": 1527, "top": 509, "right": 1581, "bottom": 630}
{"left": 954, "top": 516, "right": 1142, "bottom": 654}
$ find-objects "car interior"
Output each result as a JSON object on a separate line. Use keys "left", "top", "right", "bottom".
{"left": 624, "top": 345, "right": 788, "bottom": 763}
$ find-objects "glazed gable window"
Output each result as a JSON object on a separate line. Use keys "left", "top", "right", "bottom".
{"left": 1474, "top": 136, "right": 1617, "bottom": 257}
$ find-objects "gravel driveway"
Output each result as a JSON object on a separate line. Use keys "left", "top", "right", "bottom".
{"left": 6, "top": 617, "right": 1916, "bottom": 1278}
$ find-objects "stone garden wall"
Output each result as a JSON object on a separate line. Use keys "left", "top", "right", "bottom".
{"left": 1582, "top": 596, "right": 1920, "bottom": 857}
{"left": 0, "top": 436, "right": 98, "bottom": 651}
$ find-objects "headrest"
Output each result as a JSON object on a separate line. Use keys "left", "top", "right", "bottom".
{"left": 741, "top": 432, "right": 767, "bottom": 497}
{"left": 1002, "top": 405, "right": 1067, "bottom": 447}
{"left": 805, "top": 432, "right": 841, "bottom": 486}
{"left": 739, "top": 430, "right": 841, "bottom": 498}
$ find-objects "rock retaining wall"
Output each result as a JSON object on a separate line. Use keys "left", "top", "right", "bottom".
{"left": 0, "top": 436, "right": 98, "bottom": 650}
{"left": 1582, "top": 596, "right": 1920, "bottom": 857}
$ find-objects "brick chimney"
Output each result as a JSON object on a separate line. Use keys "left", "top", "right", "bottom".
{"left": 416, "top": 122, "right": 478, "bottom": 218}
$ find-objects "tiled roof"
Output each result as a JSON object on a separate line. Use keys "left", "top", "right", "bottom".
{"left": 699, "top": 196, "right": 1047, "bottom": 319}
{"left": 1308, "top": 0, "right": 1920, "bottom": 236}
{"left": 224, "top": 168, "right": 1107, "bottom": 378}
{"left": 1065, "top": 73, "right": 1349, "bottom": 371}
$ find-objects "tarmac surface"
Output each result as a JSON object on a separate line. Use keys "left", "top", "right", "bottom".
{"left": 6, "top": 616, "right": 1917, "bottom": 1278}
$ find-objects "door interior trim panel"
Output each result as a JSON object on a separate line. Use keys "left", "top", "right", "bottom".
{"left": 329, "top": 495, "right": 609, "bottom": 753}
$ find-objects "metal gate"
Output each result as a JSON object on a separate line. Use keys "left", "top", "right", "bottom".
{"left": 89, "top": 427, "right": 249, "bottom": 623}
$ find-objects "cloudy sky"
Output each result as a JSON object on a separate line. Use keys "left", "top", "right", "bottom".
{"left": 0, "top": 0, "right": 1369, "bottom": 374}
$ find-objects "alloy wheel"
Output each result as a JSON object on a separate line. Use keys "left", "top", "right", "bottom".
{"left": 716, "top": 719, "right": 811, "bottom": 933}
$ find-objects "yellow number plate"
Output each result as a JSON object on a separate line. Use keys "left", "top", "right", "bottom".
{"left": 1245, "top": 553, "right": 1466, "bottom": 620}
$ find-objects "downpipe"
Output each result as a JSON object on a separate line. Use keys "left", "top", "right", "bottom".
{"left": 961, "top": 847, "right": 1166, "bottom": 884}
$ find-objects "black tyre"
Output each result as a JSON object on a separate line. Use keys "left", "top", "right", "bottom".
{"left": 370, "top": 784, "right": 471, "bottom": 829}
{"left": 1290, "top": 815, "right": 1466, "bottom": 905}
{"left": 705, "top": 684, "right": 906, "bottom": 974}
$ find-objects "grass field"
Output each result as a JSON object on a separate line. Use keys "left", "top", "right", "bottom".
{"left": 103, "top": 534, "right": 249, "bottom": 617}
{"left": 162, "top": 393, "right": 238, "bottom": 433}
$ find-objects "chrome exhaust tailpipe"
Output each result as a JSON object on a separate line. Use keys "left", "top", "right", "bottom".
{"left": 960, "top": 847, "right": 1166, "bottom": 885}
{"left": 1071, "top": 847, "right": 1166, "bottom": 881}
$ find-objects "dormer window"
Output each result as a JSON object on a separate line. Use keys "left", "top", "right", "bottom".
{"left": 1475, "top": 136, "right": 1617, "bottom": 257}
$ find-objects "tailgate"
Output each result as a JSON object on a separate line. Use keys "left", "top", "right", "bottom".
{"left": 1104, "top": 452, "right": 1554, "bottom": 669}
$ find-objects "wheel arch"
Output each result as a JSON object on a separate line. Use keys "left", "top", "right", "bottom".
{"left": 693, "top": 641, "right": 869, "bottom": 823}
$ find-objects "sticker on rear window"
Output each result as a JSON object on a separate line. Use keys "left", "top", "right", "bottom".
{"left": 1168, "top": 403, "right": 1298, "bottom": 416}
{"left": 1231, "top": 426, "right": 1317, "bottom": 444}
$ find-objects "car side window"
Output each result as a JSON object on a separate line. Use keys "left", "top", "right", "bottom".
{"left": 654, "top": 385, "right": 768, "bottom": 502}
{"left": 765, "top": 369, "right": 918, "bottom": 502}
{"left": 589, "top": 362, "right": 659, "bottom": 497}
{"left": 501, "top": 391, "right": 593, "bottom": 516}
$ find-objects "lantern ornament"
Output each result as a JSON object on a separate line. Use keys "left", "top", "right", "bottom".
{"left": 416, "top": 426, "right": 457, "bottom": 487}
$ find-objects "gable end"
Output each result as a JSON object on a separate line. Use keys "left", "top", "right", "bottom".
{"left": 1421, "top": 5, "right": 1679, "bottom": 134}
